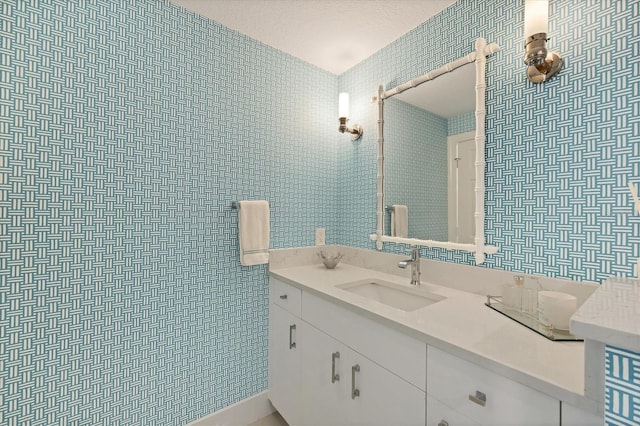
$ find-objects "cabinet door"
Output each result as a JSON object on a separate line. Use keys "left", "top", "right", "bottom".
{"left": 300, "top": 322, "right": 349, "bottom": 425}
{"left": 344, "top": 348, "right": 425, "bottom": 426}
{"left": 302, "top": 322, "right": 425, "bottom": 426}
{"left": 268, "top": 303, "right": 302, "bottom": 425}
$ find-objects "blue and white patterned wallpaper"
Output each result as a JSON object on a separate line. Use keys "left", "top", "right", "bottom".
{"left": 3, "top": 0, "right": 640, "bottom": 424}
{"left": 605, "top": 345, "right": 640, "bottom": 425}
{"left": 448, "top": 111, "right": 475, "bottom": 136}
{"left": 337, "top": 0, "right": 640, "bottom": 422}
{"left": 384, "top": 98, "right": 448, "bottom": 240}
{"left": 0, "top": 0, "right": 338, "bottom": 424}
{"left": 337, "top": 0, "right": 640, "bottom": 283}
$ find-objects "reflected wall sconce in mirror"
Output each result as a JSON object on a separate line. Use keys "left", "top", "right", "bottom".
{"left": 524, "top": 0, "right": 562, "bottom": 83}
{"left": 338, "top": 93, "right": 363, "bottom": 141}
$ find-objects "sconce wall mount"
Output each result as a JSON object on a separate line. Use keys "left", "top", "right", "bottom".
{"left": 338, "top": 92, "right": 363, "bottom": 141}
{"left": 523, "top": 0, "right": 562, "bottom": 83}
{"left": 339, "top": 117, "right": 363, "bottom": 141}
{"left": 524, "top": 33, "right": 562, "bottom": 83}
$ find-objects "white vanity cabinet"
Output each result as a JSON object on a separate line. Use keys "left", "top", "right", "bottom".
{"left": 426, "top": 345, "right": 559, "bottom": 426}
{"left": 268, "top": 280, "right": 303, "bottom": 425}
{"left": 268, "top": 275, "right": 592, "bottom": 426}
{"left": 268, "top": 277, "right": 426, "bottom": 426}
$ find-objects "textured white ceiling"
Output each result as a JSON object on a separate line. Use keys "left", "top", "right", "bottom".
{"left": 170, "top": 0, "right": 457, "bottom": 75}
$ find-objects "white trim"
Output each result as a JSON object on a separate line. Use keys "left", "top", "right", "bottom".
{"left": 473, "top": 37, "right": 488, "bottom": 264}
{"left": 447, "top": 131, "right": 477, "bottom": 144}
{"left": 369, "top": 234, "right": 499, "bottom": 254}
{"left": 186, "top": 391, "right": 274, "bottom": 426}
{"left": 373, "top": 38, "right": 500, "bottom": 263}
{"left": 376, "top": 85, "right": 385, "bottom": 250}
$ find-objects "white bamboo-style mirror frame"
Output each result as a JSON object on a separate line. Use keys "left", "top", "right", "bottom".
{"left": 370, "top": 38, "right": 500, "bottom": 264}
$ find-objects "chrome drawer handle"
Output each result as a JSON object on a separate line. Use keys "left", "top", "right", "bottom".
{"left": 279, "top": 294, "right": 288, "bottom": 300}
{"left": 351, "top": 364, "right": 360, "bottom": 399}
{"left": 289, "top": 324, "right": 296, "bottom": 349}
{"left": 468, "top": 390, "right": 486, "bottom": 407}
{"left": 438, "top": 421, "right": 449, "bottom": 426}
{"left": 331, "top": 352, "right": 340, "bottom": 383}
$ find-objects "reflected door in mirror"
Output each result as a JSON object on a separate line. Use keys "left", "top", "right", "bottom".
{"left": 448, "top": 132, "right": 475, "bottom": 244}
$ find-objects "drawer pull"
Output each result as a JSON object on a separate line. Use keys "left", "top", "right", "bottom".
{"left": 279, "top": 294, "right": 288, "bottom": 300}
{"left": 331, "top": 352, "right": 340, "bottom": 383}
{"left": 438, "top": 421, "right": 449, "bottom": 426}
{"left": 289, "top": 324, "right": 296, "bottom": 349}
{"left": 351, "top": 364, "right": 360, "bottom": 399}
{"left": 468, "top": 390, "right": 486, "bottom": 407}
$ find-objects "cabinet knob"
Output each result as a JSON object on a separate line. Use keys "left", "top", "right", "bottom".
{"left": 279, "top": 294, "right": 288, "bottom": 300}
{"left": 468, "top": 390, "right": 486, "bottom": 407}
{"left": 438, "top": 421, "right": 449, "bottom": 426}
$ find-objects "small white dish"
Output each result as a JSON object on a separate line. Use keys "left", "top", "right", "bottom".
{"left": 538, "top": 291, "right": 577, "bottom": 331}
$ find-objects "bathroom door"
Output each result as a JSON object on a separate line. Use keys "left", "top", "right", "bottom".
{"left": 448, "top": 132, "right": 476, "bottom": 244}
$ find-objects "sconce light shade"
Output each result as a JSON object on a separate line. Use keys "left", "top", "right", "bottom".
{"left": 523, "top": 0, "right": 562, "bottom": 83}
{"left": 338, "top": 92, "right": 363, "bottom": 141}
{"left": 524, "top": 0, "right": 548, "bottom": 38}
{"left": 338, "top": 92, "right": 350, "bottom": 119}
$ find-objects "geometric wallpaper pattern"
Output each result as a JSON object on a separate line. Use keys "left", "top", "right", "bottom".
{"left": 338, "top": 0, "right": 640, "bottom": 283}
{"left": 2, "top": 0, "right": 640, "bottom": 424}
{"left": 0, "top": 0, "right": 337, "bottom": 424}
{"left": 605, "top": 346, "right": 640, "bottom": 425}
{"left": 384, "top": 98, "right": 449, "bottom": 241}
{"left": 337, "top": 0, "right": 640, "bottom": 422}
{"left": 448, "top": 111, "right": 475, "bottom": 136}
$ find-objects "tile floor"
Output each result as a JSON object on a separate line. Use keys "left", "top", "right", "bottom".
{"left": 248, "top": 411, "right": 288, "bottom": 426}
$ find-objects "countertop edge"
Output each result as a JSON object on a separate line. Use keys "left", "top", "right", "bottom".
{"left": 570, "top": 277, "right": 640, "bottom": 353}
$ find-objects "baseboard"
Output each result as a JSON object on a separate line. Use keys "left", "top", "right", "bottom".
{"left": 186, "top": 391, "right": 275, "bottom": 426}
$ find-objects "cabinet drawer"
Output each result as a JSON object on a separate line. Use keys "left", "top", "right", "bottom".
{"left": 427, "top": 346, "right": 558, "bottom": 426}
{"left": 303, "top": 291, "right": 426, "bottom": 391}
{"left": 270, "top": 278, "right": 301, "bottom": 317}
{"left": 427, "top": 394, "right": 479, "bottom": 426}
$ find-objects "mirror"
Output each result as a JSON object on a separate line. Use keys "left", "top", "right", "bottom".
{"left": 372, "top": 38, "right": 500, "bottom": 264}
{"left": 384, "top": 62, "right": 475, "bottom": 242}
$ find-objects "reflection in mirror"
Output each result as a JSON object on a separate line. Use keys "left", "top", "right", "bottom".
{"left": 372, "top": 38, "right": 500, "bottom": 263}
{"left": 384, "top": 62, "right": 476, "bottom": 243}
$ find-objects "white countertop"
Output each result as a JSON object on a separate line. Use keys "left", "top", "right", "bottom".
{"left": 571, "top": 277, "right": 640, "bottom": 352}
{"left": 270, "top": 262, "right": 595, "bottom": 413}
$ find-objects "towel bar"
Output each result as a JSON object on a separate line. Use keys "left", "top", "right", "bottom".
{"left": 231, "top": 201, "right": 271, "bottom": 210}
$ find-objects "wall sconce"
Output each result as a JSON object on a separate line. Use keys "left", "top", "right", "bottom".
{"left": 338, "top": 93, "right": 363, "bottom": 141}
{"left": 524, "top": 0, "right": 562, "bottom": 83}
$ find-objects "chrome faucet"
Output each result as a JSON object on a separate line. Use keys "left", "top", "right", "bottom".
{"left": 398, "top": 248, "right": 421, "bottom": 286}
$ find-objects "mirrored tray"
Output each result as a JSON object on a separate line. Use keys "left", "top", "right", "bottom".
{"left": 485, "top": 295, "right": 583, "bottom": 341}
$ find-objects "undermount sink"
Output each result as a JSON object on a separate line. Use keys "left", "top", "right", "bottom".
{"left": 337, "top": 279, "right": 445, "bottom": 312}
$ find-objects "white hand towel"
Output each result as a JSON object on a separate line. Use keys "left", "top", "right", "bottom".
{"left": 391, "top": 204, "right": 408, "bottom": 238}
{"left": 238, "top": 200, "right": 270, "bottom": 266}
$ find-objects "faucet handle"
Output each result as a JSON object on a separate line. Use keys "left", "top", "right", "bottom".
{"left": 411, "top": 247, "right": 420, "bottom": 260}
